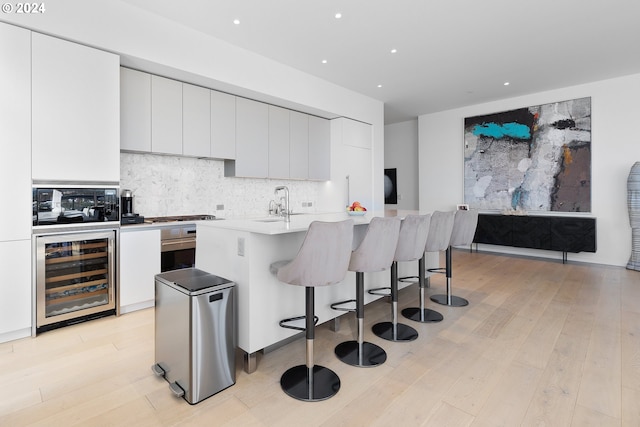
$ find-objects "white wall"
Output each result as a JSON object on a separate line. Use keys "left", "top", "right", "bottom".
{"left": 1, "top": 0, "right": 385, "bottom": 210}
{"left": 384, "top": 120, "right": 419, "bottom": 210}
{"left": 419, "top": 73, "right": 640, "bottom": 267}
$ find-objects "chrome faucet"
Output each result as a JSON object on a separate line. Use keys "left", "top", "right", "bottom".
{"left": 274, "top": 186, "right": 290, "bottom": 223}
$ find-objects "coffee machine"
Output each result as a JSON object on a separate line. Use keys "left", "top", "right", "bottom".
{"left": 120, "top": 189, "right": 144, "bottom": 224}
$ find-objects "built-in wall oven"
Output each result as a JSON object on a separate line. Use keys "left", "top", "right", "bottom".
{"left": 160, "top": 225, "right": 196, "bottom": 272}
{"left": 32, "top": 184, "right": 120, "bottom": 333}
{"left": 143, "top": 215, "right": 218, "bottom": 272}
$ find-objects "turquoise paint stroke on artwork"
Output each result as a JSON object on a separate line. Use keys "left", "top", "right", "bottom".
{"left": 473, "top": 122, "right": 531, "bottom": 140}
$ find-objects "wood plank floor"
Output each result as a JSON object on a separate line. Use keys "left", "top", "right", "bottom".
{"left": 1, "top": 250, "right": 639, "bottom": 426}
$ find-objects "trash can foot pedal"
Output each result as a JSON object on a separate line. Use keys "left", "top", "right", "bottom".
{"left": 169, "top": 382, "right": 185, "bottom": 398}
{"left": 151, "top": 364, "right": 165, "bottom": 377}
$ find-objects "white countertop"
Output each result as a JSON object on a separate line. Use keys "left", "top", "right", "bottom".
{"left": 196, "top": 209, "right": 421, "bottom": 235}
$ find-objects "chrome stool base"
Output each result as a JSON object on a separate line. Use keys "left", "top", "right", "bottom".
{"left": 371, "top": 321, "right": 418, "bottom": 342}
{"left": 335, "top": 340, "right": 387, "bottom": 367}
{"left": 280, "top": 365, "right": 340, "bottom": 402}
{"left": 431, "top": 294, "right": 469, "bottom": 307}
{"left": 401, "top": 307, "right": 444, "bottom": 323}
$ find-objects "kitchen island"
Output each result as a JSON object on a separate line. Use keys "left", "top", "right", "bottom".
{"left": 195, "top": 211, "right": 425, "bottom": 373}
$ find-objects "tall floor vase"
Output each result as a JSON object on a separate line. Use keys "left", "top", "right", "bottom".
{"left": 628, "top": 161, "right": 640, "bottom": 271}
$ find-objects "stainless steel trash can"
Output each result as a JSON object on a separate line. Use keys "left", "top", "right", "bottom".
{"left": 152, "top": 268, "right": 235, "bottom": 404}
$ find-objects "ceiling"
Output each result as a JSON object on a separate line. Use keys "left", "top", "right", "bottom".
{"left": 122, "top": 0, "right": 640, "bottom": 124}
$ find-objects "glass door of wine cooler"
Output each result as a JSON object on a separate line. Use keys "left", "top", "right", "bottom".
{"left": 36, "top": 230, "right": 116, "bottom": 331}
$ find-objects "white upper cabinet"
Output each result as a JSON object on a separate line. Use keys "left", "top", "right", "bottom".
{"left": 31, "top": 33, "right": 120, "bottom": 183}
{"left": 151, "top": 75, "right": 183, "bottom": 155}
{"left": 308, "top": 116, "right": 331, "bottom": 181}
{"left": 230, "top": 98, "right": 269, "bottom": 178}
{"left": 183, "top": 83, "right": 211, "bottom": 158}
{"left": 289, "top": 111, "right": 309, "bottom": 180}
{"left": 0, "top": 23, "right": 31, "bottom": 242}
{"left": 120, "top": 68, "right": 152, "bottom": 152}
{"left": 120, "top": 68, "right": 330, "bottom": 180}
{"left": 210, "top": 90, "right": 236, "bottom": 159}
{"left": 268, "top": 105, "right": 290, "bottom": 179}
{"left": 341, "top": 117, "right": 372, "bottom": 149}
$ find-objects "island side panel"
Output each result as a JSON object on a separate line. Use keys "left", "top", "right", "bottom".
{"left": 195, "top": 226, "right": 252, "bottom": 352}
{"left": 196, "top": 220, "right": 422, "bottom": 357}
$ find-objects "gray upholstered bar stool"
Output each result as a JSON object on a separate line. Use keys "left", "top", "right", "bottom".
{"left": 401, "top": 211, "right": 453, "bottom": 322}
{"left": 331, "top": 216, "right": 401, "bottom": 367}
{"left": 430, "top": 209, "right": 478, "bottom": 307}
{"left": 370, "top": 214, "right": 430, "bottom": 342}
{"left": 271, "top": 219, "right": 354, "bottom": 401}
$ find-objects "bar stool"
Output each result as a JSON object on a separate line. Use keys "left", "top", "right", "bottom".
{"left": 331, "top": 216, "right": 401, "bottom": 367}
{"left": 431, "top": 209, "right": 478, "bottom": 307}
{"left": 370, "top": 215, "right": 430, "bottom": 342}
{"left": 271, "top": 219, "right": 354, "bottom": 402}
{"left": 401, "top": 211, "right": 453, "bottom": 322}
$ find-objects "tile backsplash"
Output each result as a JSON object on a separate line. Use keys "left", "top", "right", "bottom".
{"left": 120, "top": 153, "right": 323, "bottom": 218}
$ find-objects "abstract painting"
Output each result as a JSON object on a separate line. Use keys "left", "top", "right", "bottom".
{"left": 464, "top": 97, "right": 591, "bottom": 212}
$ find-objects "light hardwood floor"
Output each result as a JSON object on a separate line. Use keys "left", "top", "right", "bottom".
{"left": 1, "top": 250, "right": 639, "bottom": 426}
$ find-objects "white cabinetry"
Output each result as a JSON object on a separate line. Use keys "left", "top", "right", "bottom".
{"left": 341, "top": 117, "right": 372, "bottom": 149}
{"left": 308, "top": 116, "right": 331, "bottom": 180}
{"left": 0, "top": 23, "right": 32, "bottom": 343}
{"left": 119, "top": 69, "right": 331, "bottom": 180}
{"left": 229, "top": 97, "right": 269, "bottom": 178}
{"left": 119, "top": 229, "right": 161, "bottom": 313}
{"left": 151, "top": 75, "right": 183, "bottom": 155}
{"left": 120, "top": 68, "right": 151, "bottom": 152}
{"left": 31, "top": 33, "right": 120, "bottom": 183}
{"left": 268, "top": 106, "right": 290, "bottom": 179}
{"left": 289, "top": 111, "right": 309, "bottom": 180}
{"left": 0, "top": 240, "right": 32, "bottom": 342}
{"left": 183, "top": 83, "right": 211, "bottom": 157}
{"left": 210, "top": 90, "right": 236, "bottom": 159}
{"left": 0, "top": 23, "right": 31, "bottom": 241}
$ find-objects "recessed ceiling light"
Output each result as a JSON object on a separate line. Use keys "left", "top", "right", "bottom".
{"left": 391, "top": 49, "right": 397, "bottom": 54}
{"left": 321, "top": 59, "right": 328, "bottom": 64}
{"left": 504, "top": 81, "right": 510, "bottom": 86}
{"left": 233, "top": 19, "right": 240, "bottom": 25}
{"left": 335, "top": 12, "right": 342, "bottom": 19}
{"left": 377, "top": 84, "right": 383, "bottom": 88}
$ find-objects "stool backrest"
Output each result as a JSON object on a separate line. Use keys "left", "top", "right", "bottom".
{"left": 349, "top": 216, "right": 401, "bottom": 273}
{"left": 394, "top": 214, "right": 432, "bottom": 263}
{"left": 450, "top": 209, "right": 479, "bottom": 247}
{"left": 424, "top": 211, "right": 455, "bottom": 252}
{"left": 277, "top": 219, "right": 354, "bottom": 287}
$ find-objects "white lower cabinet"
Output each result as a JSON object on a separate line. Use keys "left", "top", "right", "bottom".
{"left": 0, "top": 240, "right": 31, "bottom": 343}
{"left": 119, "top": 229, "right": 161, "bottom": 313}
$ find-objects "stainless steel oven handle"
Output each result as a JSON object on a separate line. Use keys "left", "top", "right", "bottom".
{"left": 161, "top": 239, "right": 196, "bottom": 252}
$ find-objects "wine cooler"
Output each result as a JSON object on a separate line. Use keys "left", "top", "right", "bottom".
{"left": 35, "top": 229, "right": 116, "bottom": 332}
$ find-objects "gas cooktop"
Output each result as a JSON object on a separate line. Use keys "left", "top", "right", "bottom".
{"left": 144, "top": 214, "right": 219, "bottom": 224}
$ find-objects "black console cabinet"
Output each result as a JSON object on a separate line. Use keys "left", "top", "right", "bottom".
{"left": 474, "top": 214, "right": 596, "bottom": 262}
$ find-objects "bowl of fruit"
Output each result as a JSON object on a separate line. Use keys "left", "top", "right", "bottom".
{"left": 347, "top": 201, "right": 367, "bottom": 216}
